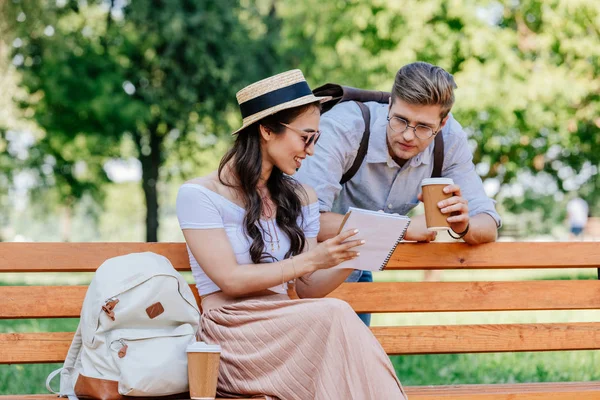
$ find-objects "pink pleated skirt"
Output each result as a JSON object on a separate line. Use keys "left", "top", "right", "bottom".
{"left": 200, "top": 296, "right": 408, "bottom": 400}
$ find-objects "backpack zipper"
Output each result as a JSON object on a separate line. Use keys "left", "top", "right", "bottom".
{"left": 117, "top": 339, "right": 128, "bottom": 358}
{"left": 102, "top": 297, "right": 119, "bottom": 321}
{"left": 111, "top": 326, "right": 194, "bottom": 359}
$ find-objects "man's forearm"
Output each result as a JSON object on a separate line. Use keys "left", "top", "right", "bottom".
{"left": 318, "top": 211, "right": 345, "bottom": 242}
{"left": 463, "top": 213, "right": 498, "bottom": 244}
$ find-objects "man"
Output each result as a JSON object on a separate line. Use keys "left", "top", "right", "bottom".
{"left": 566, "top": 195, "right": 589, "bottom": 240}
{"left": 295, "top": 62, "right": 501, "bottom": 326}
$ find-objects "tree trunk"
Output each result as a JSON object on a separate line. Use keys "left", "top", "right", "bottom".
{"left": 138, "top": 131, "right": 162, "bottom": 242}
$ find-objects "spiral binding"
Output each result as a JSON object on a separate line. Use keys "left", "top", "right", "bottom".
{"left": 380, "top": 221, "right": 411, "bottom": 271}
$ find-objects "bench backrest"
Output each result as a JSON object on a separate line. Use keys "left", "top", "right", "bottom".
{"left": 1, "top": 242, "right": 599, "bottom": 364}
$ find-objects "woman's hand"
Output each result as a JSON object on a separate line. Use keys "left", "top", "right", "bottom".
{"left": 304, "top": 229, "right": 363, "bottom": 271}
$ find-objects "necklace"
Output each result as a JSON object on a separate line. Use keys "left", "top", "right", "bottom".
{"left": 259, "top": 190, "right": 280, "bottom": 252}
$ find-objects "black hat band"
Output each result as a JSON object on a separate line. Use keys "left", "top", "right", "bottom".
{"left": 239, "top": 81, "right": 312, "bottom": 119}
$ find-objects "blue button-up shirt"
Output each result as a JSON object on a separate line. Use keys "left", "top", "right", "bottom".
{"left": 294, "top": 101, "right": 501, "bottom": 227}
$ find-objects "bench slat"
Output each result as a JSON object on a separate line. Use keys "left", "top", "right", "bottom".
{"left": 0, "top": 285, "right": 201, "bottom": 319}
{"left": 1, "top": 242, "right": 599, "bottom": 272}
{"left": 377, "top": 322, "right": 600, "bottom": 355}
{"left": 406, "top": 381, "right": 600, "bottom": 399}
{"left": 328, "top": 280, "right": 600, "bottom": 313}
{"left": 0, "top": 243, "right": 189, "bottom": 272}
{"left": 2, "top": 382, "right": 600, "bottom": 400}
{"left": 3, "top": 280, "right": 600, "bottom": 318}
{"left": 3, "top": 322, "right": 599, "bottom": 363}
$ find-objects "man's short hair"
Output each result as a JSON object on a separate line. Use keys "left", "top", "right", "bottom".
{"left": 392, "top": 62, "right": 457, "bottom": 118}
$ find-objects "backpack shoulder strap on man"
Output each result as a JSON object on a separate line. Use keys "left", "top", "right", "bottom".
{"left": 431, "top": 132, "right": 444, "bottom": 178}
{"left": 313, "top": 83, "right": 390, "bottom": 185}
{"left": 340, "top": 101, "right": 370, "bottom": 185}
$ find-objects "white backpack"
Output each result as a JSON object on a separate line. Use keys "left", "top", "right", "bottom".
{"left": 47, "top": 252, "right": 201, "bottom": 400}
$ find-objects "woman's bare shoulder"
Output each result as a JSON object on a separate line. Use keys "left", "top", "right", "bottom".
{"left": 185, "top": 171, "right": 244, "bottom": 207}
{"left": 185, "top": 172, "right": 220, "bottom": 191}
{"left": 296, "top": 182, "right": 318, "bottom": 206}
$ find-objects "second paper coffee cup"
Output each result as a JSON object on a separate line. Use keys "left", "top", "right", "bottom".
{"left": 421, "top": 177, "right": 454, "bottom": 231}
{"left": 187, "top": 341, "right": 221, "bottom": 400}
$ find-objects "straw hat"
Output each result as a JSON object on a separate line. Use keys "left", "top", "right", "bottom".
{"left": 232, "top": 69, "right": 331, "bottom": 135}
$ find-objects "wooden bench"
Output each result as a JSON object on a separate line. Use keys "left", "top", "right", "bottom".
{"left": 1, "top": 242, "right": 600, "bottom": 399}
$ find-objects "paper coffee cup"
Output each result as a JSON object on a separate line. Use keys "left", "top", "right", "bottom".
{"left": 186, "top": 341, "right": 222, "bottom": 400}
{"left": 421, "top": 178, "right": 454, "bottom": 231}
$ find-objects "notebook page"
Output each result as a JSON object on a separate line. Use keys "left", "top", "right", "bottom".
{"left": 333, "top": 207, "right": 410, "bottom": 271}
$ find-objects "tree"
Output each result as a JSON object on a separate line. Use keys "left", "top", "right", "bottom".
{"left": 276, "top": 0, "right": 598, "bottom": 229}
{"left": 4, "top": 0, "right": 280, "bottom": 241}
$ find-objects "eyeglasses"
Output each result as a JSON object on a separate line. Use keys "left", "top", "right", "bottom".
{"left": 280, "top": 122, "right": 321, "bottom": 148}
{"left": 386, "top": 116, "right": 440, "bottom": 140}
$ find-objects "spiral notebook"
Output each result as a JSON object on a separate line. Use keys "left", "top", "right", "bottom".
{"left": 333, "top": 207, "right": 411, "bottom": 271}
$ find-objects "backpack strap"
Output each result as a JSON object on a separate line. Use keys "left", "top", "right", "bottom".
{"left": 431, "top": 131, "right": 444, "bottom": 178}
{"left": 340, "top": 101, "right": 370, "bottom": 185}
{"left": 47, "top": 322, "right": 82, "bottom": 400}
{"left": 313, "top": 83, "right": 390, "bottom": 113}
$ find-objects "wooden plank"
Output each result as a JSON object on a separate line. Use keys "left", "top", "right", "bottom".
{"left": 4, "top": 280, "right": 600, "bottom": 318}
{"left": 386, "top": 242, "right": 600, "bottom": 270}
{"left": 1, "top": 242, "right": 599, "bottom": 272}
{"left": 3, "top": 322, "right": 600, "bottom": 363}
{"left": 0, "top": 332, "right": 73, "bottom": 363}
{"left": 0, "top": 242, "right": 189, "bottom": 272}
{"left": 374, "top": 322, "right": 600, "bottom": 355}
{"left": 0, "top": 285, "right": 202, "bottom": 319}
{"left": 1, "top": 286, "right": 88, "bottom": 318}
{"left": 405, "top": 381, "right": 600, "bottom": 399}
{"left": 327, "top": 280, "right": 600, "bottom": 313}
{"left": 3, "top": 382, "right": 600, "bottom": 400}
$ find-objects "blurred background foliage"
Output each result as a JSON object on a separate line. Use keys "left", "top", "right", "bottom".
{"left": 0, "top": 0, "right": 598, "bottom": 242}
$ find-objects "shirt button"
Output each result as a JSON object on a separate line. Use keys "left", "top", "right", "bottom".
{"left": 388, "top": 204, "right": 393, "bottom": 209}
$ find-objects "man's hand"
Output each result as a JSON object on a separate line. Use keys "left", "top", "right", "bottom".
{"left": 376, "top": 210, "right": 435, "bottom": 243}
{"left": 418, "top": 184, "right": 469, "bottom": 235}
{"left": 414, "top": 184, "right": 498, "bottom": 244}
{"left": 404, "top": 214, "right": 437, "bottom": 242}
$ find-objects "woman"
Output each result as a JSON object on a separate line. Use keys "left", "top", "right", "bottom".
{"left": 176, "top": 70, "right": 407, "bottom": 399}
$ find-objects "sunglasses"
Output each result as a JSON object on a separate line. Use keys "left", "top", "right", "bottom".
{"left": 280, "top": 122, "right": 321, "bottom": 148}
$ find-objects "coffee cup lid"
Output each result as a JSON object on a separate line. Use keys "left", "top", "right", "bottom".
{"left": 186, "top": 341, "right": 222, "bottom": 353}
{"left": 421, "top": 177, "right": 454, "bottom": 187}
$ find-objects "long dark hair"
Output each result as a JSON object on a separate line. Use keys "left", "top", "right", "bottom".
{"left": 218, "top": 102, "right": 320, "bottom": 263}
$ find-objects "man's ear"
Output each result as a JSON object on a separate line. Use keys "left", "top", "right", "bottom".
{"left": 259, "top": 124, "right": 272, "bottom": 141}
{"left": 439, "top": 114, "right": 451, "bottom": 130}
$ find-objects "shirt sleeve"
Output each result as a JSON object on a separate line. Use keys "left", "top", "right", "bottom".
{"left": 176, "top": 185, "right": 225, "bottom": 229}
{"left": 294, "top": 102, "right": 364, "bottom": 212}
{"left": 302, "top": 202, "right": 321, "bottom": 238}
{"left": 442, "top": 119, "right": 502, "bottom": 228}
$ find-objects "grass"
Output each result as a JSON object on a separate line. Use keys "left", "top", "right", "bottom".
{"left": 391, "top": 351, "right": 600, "bottom": 386}
{"left": 1, "top": 269, "right": 599, "bottom": 394}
